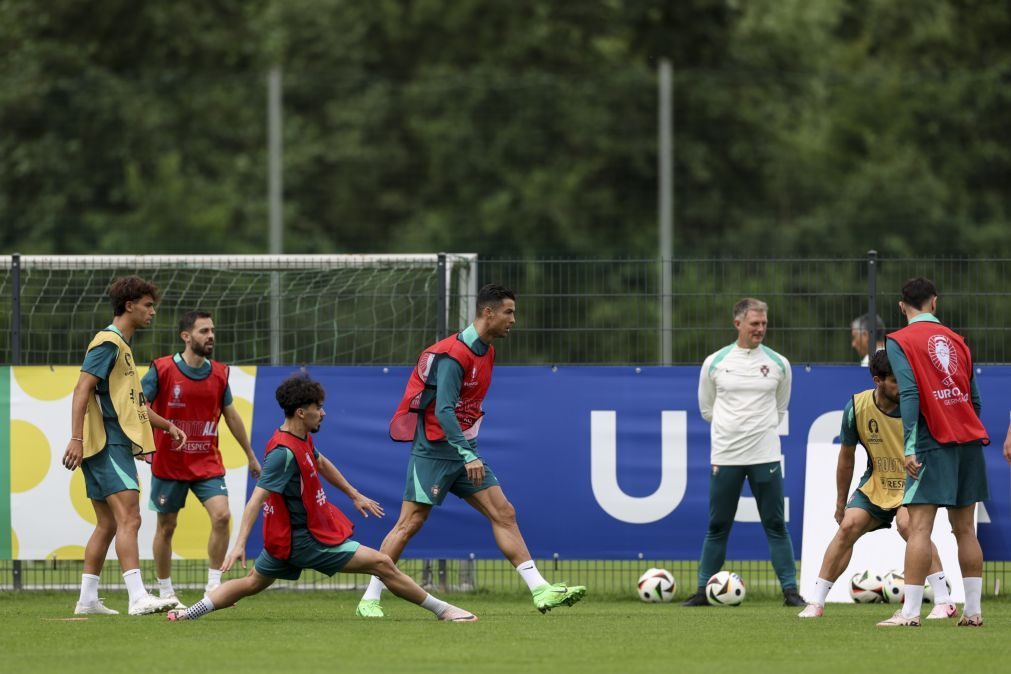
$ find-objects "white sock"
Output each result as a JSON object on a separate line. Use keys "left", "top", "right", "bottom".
{"left": 902, "top": 584, "right": 924, "bottom": 619}
{"left": 79, "top": 574, "right": 100, "bottom": 604}
{"left": 420, "top": 593, "right": 449, "bottom": 616}
{"left": 183, "top": 597, "right": 216, "bottom": 620}
{"left": 812, "top": 577, "right": 834, "bottom": 606}
{"left": 207, "top": 568, "right": 223, "bottom": 588}
{"left": 157, "top": 577, "right": 175, "bottom": 597}
{"left": 516, "top": 560, "right": 548, "bottom": 592}
{"left": 926, "top": 571, "right": 951, "bottom": 604}
{"left": 963, "top": 577, "right": 983, "bottom": 616}
{"left": 363, "top": 575, "right": 387, "bottom": 601}
{"left": 122, "top": 569, "right": 147, "bottom": 604}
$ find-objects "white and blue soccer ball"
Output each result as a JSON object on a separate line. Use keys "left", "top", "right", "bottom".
{"left": 849, "top": 570, "right": 885, "bottom": 603}
{"left": 882, "top": 569, "right": 906, "bottom": 604}
{"left": 706, "top": 571, "right": 746, "bottom": 606}
{"left": 637, "top": 568, "right": 677, "bottom": 603}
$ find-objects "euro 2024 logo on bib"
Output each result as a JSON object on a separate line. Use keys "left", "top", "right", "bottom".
{"left": 927, "top": 334, "right": 958, "bottom": 387}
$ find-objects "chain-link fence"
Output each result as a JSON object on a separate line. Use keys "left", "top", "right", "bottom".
{"left": 4, "top": 254, "right": 1011, "bottom": 366}
{"left": 3, "top": 254, "right": 1010, "bottom": 593}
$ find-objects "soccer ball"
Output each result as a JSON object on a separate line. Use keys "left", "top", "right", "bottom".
{"left": 882, "top": 570, "right": 906, "bottom": 604}
{"left": 637, "top": 568, "right": 676, "bottom": 603}
{"left": 923, "top": 576, "right": 951, "bottom": 604}
{"left": 849, "top": 570, "right": 885, "bottom": 603}
{"left": 706, "top": 571, "right": 746, "bottom": 606}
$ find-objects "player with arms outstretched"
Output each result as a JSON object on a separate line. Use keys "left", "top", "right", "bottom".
{"left": 167, "top": 374, "right": 476, "bottom": 622}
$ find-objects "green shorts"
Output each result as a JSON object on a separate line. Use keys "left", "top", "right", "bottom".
{"left": 846, "top": 487, "right": 896, "bottom": 529}
{"left": 149, "top": 475, "right": 228, "bottom": 513}
{"left": 403, "top": 454, "right": 499, "bottom": 506}
{"left": 254, "top": 530, "right": 361, "bottom": 580}
{"left": 81, "top": 443, "right": 140, "bottom": 500}
{"left": 903, "top": 443, "right": 989, "bottom": 508}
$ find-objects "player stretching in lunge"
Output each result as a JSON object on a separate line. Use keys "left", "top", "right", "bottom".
{"left": 167, "top": 374, "right": 476, "bottom": 622}
{"left": 143, "top": 310, "right": 262, "bottom": 607}
{"left": 798, "top": 351, "right": 955, "bottom": 618}
{"left": 356, "top": 285, "right": 586, "bottom": 618}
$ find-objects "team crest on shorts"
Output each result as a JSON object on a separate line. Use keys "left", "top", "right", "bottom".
{"left": 158, "top": 494, "right": 167, "bottom": 506}
{"left": 431, "top": 485, "right": 440, "bottom": 497}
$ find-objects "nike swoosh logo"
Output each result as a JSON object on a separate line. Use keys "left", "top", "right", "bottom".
{"left": 769, "top": 467, "right": 777, "bottom": 473}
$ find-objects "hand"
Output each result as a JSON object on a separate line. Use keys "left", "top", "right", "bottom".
{"left": 221, "top": 545, "right": 246, "bottom": 573}
{"left": 350, "top": 491, "right": 384, "bottom": 519}
{"left": 62, "top": 439, "right": 84, "bottom": 471}
{"left": 905, "top": 454, "right": 922, "bottom": 480}
{"left": 247, "top": 456, "right": 262, "bottom": 479}
{"left": 167, "top": 423, "right": 187, "bottom": 449}
{"left": 834, "top": 502, "right": 846, "bottom": 525}
{"left": 1003, "top": 431, "right": 1011, "bottom": 465}
{"left": 465, "top": 458, "right": 485, "bottom": 487}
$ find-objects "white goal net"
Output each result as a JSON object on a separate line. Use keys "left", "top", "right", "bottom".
{"left": 1, "top": 254, "right": 477, "bottom": 366}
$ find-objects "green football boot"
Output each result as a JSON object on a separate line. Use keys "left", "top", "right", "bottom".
{"left": 355, "top": 599, "right": 385, "bottom": 618}
{"left": 531, "top": 583, "right": 587, "bottom": 614}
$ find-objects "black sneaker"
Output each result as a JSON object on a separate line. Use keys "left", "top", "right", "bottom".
{"left": 681, "top": 591, "right": 709, "bottom": 607}
{"left": 783, "top": 589, "right": 806, "bottom": 607}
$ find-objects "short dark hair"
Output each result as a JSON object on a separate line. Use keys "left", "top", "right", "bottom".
{"left": 179, "top": 310, "right": 213, "bottom": 333}
{"left": 869, "top": 349, "right": 893, "bottom": 379}
{"left": 108, "top": 276, "right": 160, "bottom": 316}
{"left": 901, "top": 277, "right": 937, "bottom": 310}
{"left": 476, "top": 284, "right": 516, "bottom": 314}
{"left": 275, "top": 374, "right": 325, "bottom": 418}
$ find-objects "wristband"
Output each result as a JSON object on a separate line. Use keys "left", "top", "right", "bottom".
{"left": 71, "top": 436, "right": 84, "bottom": 442}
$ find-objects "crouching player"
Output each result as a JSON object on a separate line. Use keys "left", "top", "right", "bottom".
{"left": 167, "top": 374, "right": 476, "bottom": 622}
{"left": 798, "top": 350, "right": 954, "bottom": 618}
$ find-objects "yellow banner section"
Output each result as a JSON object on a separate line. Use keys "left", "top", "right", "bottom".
{"left": 8, "top": 366, "right": 256, "bottom": 560}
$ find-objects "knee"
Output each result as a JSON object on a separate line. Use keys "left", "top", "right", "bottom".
{"left": 210, "top": 510, "right": 231, "bottom": 530}
{"left": 372, "top": 553, "right": 397, "bottom": 578}
{"left": 490, "top": 500, "right": 518, "bottom": 527}
{"left": 706, "top": 518, "right": 733, "bottom": 537}
{"left": 156, "top": 518, "right": 177, "bottom": 537}
{"left": 95, "top": 520, "right": 117, "bottom": 540}
{"left": 118, "top": 512, "right": 141, "bottom": 535}
{"left": 839, "top": 520, "right": 863, "bottom": 541}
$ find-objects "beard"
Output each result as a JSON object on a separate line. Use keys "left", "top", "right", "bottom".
{"left": 192, "top": 341, "right": 214, "bottom": 358}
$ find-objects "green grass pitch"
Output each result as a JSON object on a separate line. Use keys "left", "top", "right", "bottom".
{"left": 2, "top": 591, "right": 1009, "bottom": 673}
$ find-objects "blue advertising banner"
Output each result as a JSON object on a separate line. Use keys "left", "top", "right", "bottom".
{"left": 246, "top": 366, "right": 1011, "bottom": 561}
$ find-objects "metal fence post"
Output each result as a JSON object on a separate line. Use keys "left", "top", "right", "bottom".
{"left": 11, "top": 254, "right": 22, "bottom": 589}
{"left": 434, "top": 254, "right": 448, "bottom": 581}
{"left": 867, "top": 250, "right": 878, "bottom": 355}
{"left": 436, "top": 253, "right": 448, "bottom": 341}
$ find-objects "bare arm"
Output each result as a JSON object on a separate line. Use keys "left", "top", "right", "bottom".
{"left": 1003, "top": 422, "right": 1011, "bottom": 465}
{"left": 62, "top": 372, "right": 99, "bottom": 470}
{"left": 145, "top": 405, "right": 186, "bottom": 448}
{"left": 317, "top": 454, "right": 384, "bottom": 519}
{"left": 222, "top": 403, "right": 261, "bottom": 477}
{"left": 835, "top": 444, "right": 857, "bottom": 524}
{"left": 220, "top": 486, "right": 270, "bottom": 572}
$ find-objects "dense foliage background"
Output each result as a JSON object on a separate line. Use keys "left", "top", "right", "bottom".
{"left": 2, "top": 0, "right": 1009, "bottom": 258}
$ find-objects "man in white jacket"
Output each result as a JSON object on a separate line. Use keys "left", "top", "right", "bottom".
{"left": 682, "top": 298, "right": 804, "bottom": 607}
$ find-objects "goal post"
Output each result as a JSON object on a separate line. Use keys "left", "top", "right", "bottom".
{"left": 1, "top": 253, "right": 478, "bottom": 366}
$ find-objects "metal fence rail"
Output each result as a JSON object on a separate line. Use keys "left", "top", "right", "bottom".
{"left": 3, "top": 254, "right": 1010, "bottom": 592}
{"left": 4, "top": 254, "right": 1010, "bottom": 366}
